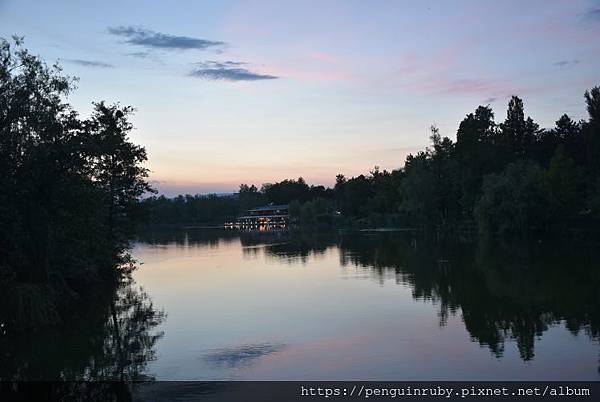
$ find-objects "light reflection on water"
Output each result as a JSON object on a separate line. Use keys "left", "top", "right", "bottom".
{"left": 132, "top": 229, "right": 600, "bottom": 380}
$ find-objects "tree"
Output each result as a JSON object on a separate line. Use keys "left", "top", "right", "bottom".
{"left": 401, "top": 151, "right": 437, "bottom": 226}
{"left": 238, "top": 183, "right": 263, "bottom": 213}
{"left": 0, "top": 37, "right": 153, "bottom": 330}
{"left": 334, "top": 174, "right": 347, "bottom": 211}
{"left": 475, "top": 161, "right": 549, "bottom": 235}
{"left": 585, "top": 87, "right": 600, "bottom": 123}
{"left": 400, "top": 126, "right": 458, "bottom": 229}
{"left": 455, "top": 106, "right": 497, "bottom": 215}
{"left": 261, "top": 177, "right": 311, "bottom": 204}
{"left": 545, "top": 146, "right": 581, "bottom": 222}
{"left": 338, "top": 174, "right": 373, "bottom": 218}
{"left": 582, "top": 87, "right": 600, "bottom": 217}
{"left": 555, "top": 114, "right": 582, "bottom": 163}
{"left": 0, "top": 36, "right": 79, "bottom": 283}
{"left": 498, "top": 96, "right": 539, "bottom": 160}
{"left": 369, "top": 167, "right": 402, "bottom": 215}
{"left": 85, "top": 102, "right": 154, "bottom": 268}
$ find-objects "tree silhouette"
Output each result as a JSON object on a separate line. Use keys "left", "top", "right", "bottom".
{"left": 0, "top": 37, "right": 153, "bottom": 330}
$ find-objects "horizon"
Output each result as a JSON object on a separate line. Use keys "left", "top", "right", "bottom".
{"left": 4, "top": 1, "right": 600, "bottom": 393}
{"left": 2, "top": 0, "right": 600, "bottom": 195}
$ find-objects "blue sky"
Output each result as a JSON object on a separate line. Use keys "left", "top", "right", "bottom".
{"left": 1, "top": 0, "right": 599, "bottom": 195}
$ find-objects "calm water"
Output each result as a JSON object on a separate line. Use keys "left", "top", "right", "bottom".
{"left": 2, "top": 229, "right": 599, "bottom": 381}
{"left": 131, "top": 229, "right": 599, "bottom": 380}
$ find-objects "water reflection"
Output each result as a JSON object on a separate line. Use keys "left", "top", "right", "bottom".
{"left": 137, "top": 228, "right": 336, "bottom": 263}
{"left": 8, "top": 229, "right": 598, "bottom": 385}
{"left": 146, "top": 229, "right": 599, "bottom": 371}
{"left": 0, "top": 277, "right": 165, "bottom": 382}
{"left": 131, "top": 228, "right": 600, "bottom": 379}
{"left": 204, "top": 343, "right": 287, "bottom": 368}
{"left": 336, "top": 234, "right": 600, "bottom": 363}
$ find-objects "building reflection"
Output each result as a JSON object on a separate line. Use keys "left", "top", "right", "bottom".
{"left": 127, "top": 228, "right": 600, "bottom": 370}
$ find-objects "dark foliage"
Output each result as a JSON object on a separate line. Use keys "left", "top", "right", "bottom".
{"left": 142, "top": 178, "right": 336, "bottom": 225}
{"left": 145, "top": 86, "right": 600, "bottom": 235}
{"left": 0, "top": 37, "right": 153, "bottom": 330}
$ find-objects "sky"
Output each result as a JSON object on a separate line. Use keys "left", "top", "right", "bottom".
{"left": 1, "top": 0, "right": 600, "bottom": 195}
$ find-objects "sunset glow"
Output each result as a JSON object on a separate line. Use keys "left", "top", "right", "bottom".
{"left": 2, "top": 0, "right": 599, "bottom": 194}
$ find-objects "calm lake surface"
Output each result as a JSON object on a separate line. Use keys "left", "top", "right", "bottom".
{"left": 131, "top": 229, "right": 600, "bottom": 380}
{"left": 3, "top": 229, "right": 599, "bottom": 381}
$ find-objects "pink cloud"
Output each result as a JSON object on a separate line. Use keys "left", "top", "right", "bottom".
{"left": 415, "top": 77, "right": 518, "bottom": 96}
{"left": 259, "top": 61, "right": 356, "bottom": 82}
{"left": 388, "top": 41, "right": 539, "bottom": 99}
{"left": 306, "top": 51, "right": 338, "bottom": 64}
{"left": 396, "top": 51, "right": 421, "bottom": 74}
{"left": 245, "top": 49, "right": 357, "bottom": 83}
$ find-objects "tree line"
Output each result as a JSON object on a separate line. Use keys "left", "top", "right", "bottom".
{"left": 3, "top": 36, "right": 599, "bottom": 330}
{"left": 0, "top": 37, "right": 152, "bottom": 330}
{"left": 145, "top": 87, "right": 600, "bottom": 234}
{"left": 142, "top": 179, "right": 334, "bottom": 225}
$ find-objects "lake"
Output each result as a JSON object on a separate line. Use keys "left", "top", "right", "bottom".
{"left": 1, "top": 229, "right": 599, "bottom": 382}
{"left": 129, "top": 229, "right": 600, "bottom": 381}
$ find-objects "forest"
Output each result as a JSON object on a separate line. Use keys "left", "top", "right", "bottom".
{"left": 145, "top": 89, "right": 600, "bottom": 235}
